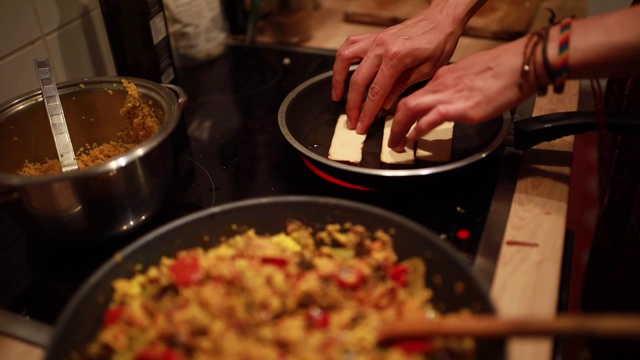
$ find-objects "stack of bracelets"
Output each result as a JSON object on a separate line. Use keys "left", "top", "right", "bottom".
{"left": 521, "top": 12, "right": 573, "bottom": 96}
{"left": 521, "top": 13, "right": 609, "bottom": 146}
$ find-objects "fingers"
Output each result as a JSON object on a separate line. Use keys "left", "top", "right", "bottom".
{"left": 356, "top": 60, "right": 407, "bottom": 134}
{"left": 388, "top": 95, "right": 457, "bottom": 151}
{"left": 406, "top": 110, "right": 448, "bottom": 141}
{"left": 331, "top": 34, "right": 373, "bottom": 102}
{"left": 383, "top": 66, "right": 433, "bottom": 109}
{"left": 345, "top": 55, "right": 379, "bottom": 131}
{"left": 382, "top": 71, "right": 412, "bottom": 110}
{"left": 331, "top": 62, "right": 349, "bottom": 102}
{"left": 387, "top": 98, "right": 425, "bottom": 150}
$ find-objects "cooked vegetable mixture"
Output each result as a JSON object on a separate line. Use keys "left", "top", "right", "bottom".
{"left": 82, "top": 221, "right": 474, "bottom": 360}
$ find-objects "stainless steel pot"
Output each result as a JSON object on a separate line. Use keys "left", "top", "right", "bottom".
{"left": 0, "top": 76, "right": 187, "bottom": 242}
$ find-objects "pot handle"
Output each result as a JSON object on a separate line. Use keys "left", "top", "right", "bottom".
{"left": 512, "top": 111, "right": 640, "bottom": 150}
{"left": 162, "top": 84, "right": 189, "bottom": 110}
{"left": 0, "top": 308, "right": 53, "bottom": 349}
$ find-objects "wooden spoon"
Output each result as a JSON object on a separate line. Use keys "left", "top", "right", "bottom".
{"left": 378, "top": 313, "right": 640, "bottom": 344}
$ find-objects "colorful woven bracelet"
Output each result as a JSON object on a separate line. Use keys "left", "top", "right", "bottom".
{"left": 553, "top": 17, "right": 572, "bottom": 93}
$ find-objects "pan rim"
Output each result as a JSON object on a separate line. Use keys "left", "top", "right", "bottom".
{"left": 278, "top": 69, "right": 512, "bottom": 178}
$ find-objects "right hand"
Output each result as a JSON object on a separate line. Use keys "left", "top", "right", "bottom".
{"left": 331, "top": 8, "right": 466, "bottom": 135}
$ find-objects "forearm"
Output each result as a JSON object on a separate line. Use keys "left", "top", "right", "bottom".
{"left": 403, "top": 0, "right": 487, "bottom": 33}
{"left": 536, "top": 6, "right": 640, "bottom": 86}
{"left": 426, "top": 0, "right": 488, "bottom": 25}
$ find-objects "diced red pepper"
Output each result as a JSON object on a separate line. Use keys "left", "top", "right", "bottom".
{"left": 170, "top": 256, "right": 202, "bottom": 286}
{"left": 260, "top": 257, "right": 288, "bottom": 268}
{"left": 334, "top": 266, "right": 366, "bottom": 289}
{"left": 103, "top": 306, "right": 125, "bottom": 327}
{"left": 306, "top": 306, "right": 330, "bottom": 328}
{"left": 135, "top": 347, "right": 185, "bottom": 360}
{"left": 389, "top": 263, "right": 409, "bottom": 287}
{"left": 393, "top": 339, "right": 435, "bottom": 354}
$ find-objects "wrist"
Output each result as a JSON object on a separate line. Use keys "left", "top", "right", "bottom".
{"left": 513, "top": 32, "right": 546, "bottom": 95}
{"left": 427, "top": 0, "right": 487, "bottom": 26}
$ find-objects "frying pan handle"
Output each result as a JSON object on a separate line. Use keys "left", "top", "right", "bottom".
{"left": 512, "top": 111, "right": 639, "bottom": 150}
{"left": 0, "top": 308, "right": 53, "bottom": 349}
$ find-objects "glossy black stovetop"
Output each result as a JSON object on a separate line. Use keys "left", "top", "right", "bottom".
{"left": 0, "top": 41, "right": 507, "bottom": 326}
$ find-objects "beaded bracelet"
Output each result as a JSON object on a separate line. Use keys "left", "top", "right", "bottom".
{"left": 553, "top": 17, "right": 573, "bottom": 93}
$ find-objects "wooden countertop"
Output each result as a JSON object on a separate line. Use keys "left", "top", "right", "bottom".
{"left": 0, "top": 1, "right": 585, "bottom": 359}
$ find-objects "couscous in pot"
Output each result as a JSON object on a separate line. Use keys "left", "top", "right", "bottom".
{"left": 0, "top": 76, "right": 186, "bottom": 242}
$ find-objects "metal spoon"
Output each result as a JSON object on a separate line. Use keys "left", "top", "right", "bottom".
{"left": 34, "top": 58, "right": 78, "bottom": 172}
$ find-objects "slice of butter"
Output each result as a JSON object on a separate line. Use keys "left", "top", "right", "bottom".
{"left": 381, "top": 116, "right": 415, "bottom": 165}
{"left": 328, "top": 114, "right": 367, "bottom": 165}
{"left": 416, "top": 121, "right": 454, "bottom": 162}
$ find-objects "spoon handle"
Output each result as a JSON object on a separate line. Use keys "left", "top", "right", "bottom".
{"left": 34, "top": 58, "right": 78, "bottom": 172}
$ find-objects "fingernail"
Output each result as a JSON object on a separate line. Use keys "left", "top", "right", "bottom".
{"left": 394, "top": 138, "right": 407, "bottom": 152}
{"left": 355, "top": 122, "right": 363, "bottom": 134}
{"left": 331, "top": 88, "right": 337, "bottom": 101}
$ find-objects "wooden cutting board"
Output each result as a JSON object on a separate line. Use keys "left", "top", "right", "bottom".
{"left": 340, "top": 0, "right": 543, "bottom": 40}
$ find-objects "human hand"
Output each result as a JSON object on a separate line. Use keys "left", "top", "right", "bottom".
{"left": 387, "top": 36, "right": 540, "bottom": 151}
{"left": 331, "top": 8, "right": 466, "bottom": 135}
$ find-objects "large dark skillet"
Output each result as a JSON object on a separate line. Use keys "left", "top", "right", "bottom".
{"left": 37, "top": 196, "right": 503, "bottom": 359}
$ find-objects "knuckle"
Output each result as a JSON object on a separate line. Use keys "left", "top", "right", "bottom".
{"left": 386, "top": 47, "right": 404, "bottom": 63}
{"left": 366, "top": 84, "right": 383, "bottom": 101}
{"left": 344, "top": 34, "right": 359, "bottom": 45}
{"left": 431, "top": 106, "right": 450, "bottom": 119}
{"left": 371, "top": 34, "right": 388, "bottom": 48}
{"left": 336, "top": 46, "right": 354, "bottom": 62}
{"left": 398, "top": 97, "right": 419, "bottom": 113}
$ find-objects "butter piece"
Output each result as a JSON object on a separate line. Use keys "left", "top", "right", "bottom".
{"left": 416, "top": 121, "right": 454, "bottom": 162}
{"left": 380, "top": 116, "right": 415, "bottom": 165}
{"left": 328, "top": 114, "right": 367, "bottom": 165}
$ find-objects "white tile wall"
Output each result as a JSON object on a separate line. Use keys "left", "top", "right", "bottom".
{"left": 0, "top": 0, "right": 115, "bottom": 104}
{"left": 32, "top": 0, "right": 100, "bottom": 34}
{"left": 0, "top": 2, "right": 42, "bottom": 58}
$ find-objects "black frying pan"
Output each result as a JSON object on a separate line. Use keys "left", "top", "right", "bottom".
{"left": 37, "top": 196, "right": 503, "bottom": 359}
{"left": 278, "top": 68, "right": 640, "bottom": 188}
